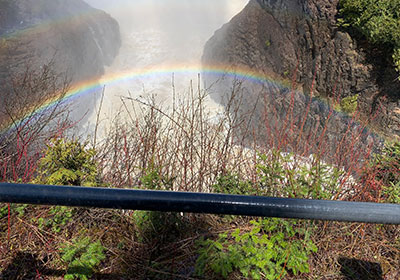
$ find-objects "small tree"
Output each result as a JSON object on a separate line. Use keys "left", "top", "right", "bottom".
{"left": 34, "top": 138, "right": 98, "bottom": 186}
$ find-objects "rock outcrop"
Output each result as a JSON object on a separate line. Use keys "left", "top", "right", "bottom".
{"left": 0, "top": 0, "right": 121, "bottom": 130}
{"left": 0, "top": 0, "right": 121, "bottom": 89}
{"left": 202, "top": 0, "right": 400, "bottom": 141}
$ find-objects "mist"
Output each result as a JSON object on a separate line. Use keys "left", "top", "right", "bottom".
{"left": 82, "top": 0, "right": 249, "bottom": 132}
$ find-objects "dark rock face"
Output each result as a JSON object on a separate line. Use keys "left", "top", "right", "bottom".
{"left": 0, "top": 0, "right": 121, "bottom": 86}
{"left": 202, "top": 0, "right": 400, "bottom": 140}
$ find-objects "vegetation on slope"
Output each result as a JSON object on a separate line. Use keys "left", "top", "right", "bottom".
{"left": 338, "top": 0, "right": 400, "bottom": 79}
{"left": 0, "top": 64, "right": 399, "bottom": 279}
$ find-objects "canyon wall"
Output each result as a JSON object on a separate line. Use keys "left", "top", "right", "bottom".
{"left": 0, "top": 0, "right": 121, "bottom": 129}
{"left": 0, "top": 0, "right": 120, "bottom": 93}
{"left": 202, "top": 0, "right": 400, "bottom": 141}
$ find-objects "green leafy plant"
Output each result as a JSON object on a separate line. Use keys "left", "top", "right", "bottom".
{"left": 200, "top": 164, "right": 320, "bottom": 279}
{"left": 372, "top": 141, "right": 400, "bottom": 203}
{"left": 382, "top": 181, "right": 400, "bottom": 204}
{"left": 394, "top": 48, "right": 400, "bottom": 71}
{"left": 257, "top": 150, "right": 342, "bottom": 199}
{"left": 133, "top": 167, "right": 183, "bottom": 243}
{"left": 140, "top": 165, "right": 174, "bottom": 190}
{"left": 36, "top": 206, "right": 74, "bottom": 233}
{"left": 338, "top": 0, "right": 400, "bottom": 78}
{"left": 196, "top": 149, "right": 350, "bottom": 278}
{"left": 0, "top": 204, "right": 28, "bottom": 219}
{"left": 132, "top": 210, "right": 184, "bottom": 243}
{"left": 337, "top": 94, "right": 359, "bottom": 115}
{"left": 60, "top": 236, "right": 106, "bottom": 280}
{"left": 195, "top": 218, "right": 317, "bottom": 279}
{"left": 34, "top": 138, "right": 98, "bottom": 186}
{"left": 211, "top": 172, "right": 255, "bottom": 195}
{"left": 375, "top": 141, "right": 400, "bottom": 184}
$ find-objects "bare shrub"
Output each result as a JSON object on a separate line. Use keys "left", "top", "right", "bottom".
{"left": 95, "top": 66, "right": 386, "bottom": 202}
{"left": 96, "top": 77, "right": 259, "bottom": 192}
{"left": 0, "top": 59, "right": 73, "bottom": 182}
{"left": 203, "top": 64, "right": 385, "bottom": 200}
{"left": 254, "top": 67, "right": 384, "bottom": 201}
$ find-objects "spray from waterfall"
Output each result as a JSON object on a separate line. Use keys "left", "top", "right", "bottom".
{"left": 80, "top": 0, "right": 249, "bottom": 136}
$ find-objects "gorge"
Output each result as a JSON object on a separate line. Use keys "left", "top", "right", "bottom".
{"left": 1, "top": 1, "right": 400, "bottom": 278}
{"left": 1, "top": 0, "right": 399, "bottom": 152}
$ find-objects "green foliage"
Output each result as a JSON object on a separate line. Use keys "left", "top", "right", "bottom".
{"left": 140, "top": 165, "right": 174, "bottom": 190}
{"left": 338, "top": 0, "right": 400, "bottom": 78}
{"left": 382, "top": 181, "right": 400, "bottom": 204}
{"left": 257, "top": 150, "right": 342, "bottom": 199}
{"left": 375, "top": 141, "right": 400, "bottom": 183}
{"left": 0, "top": 204, "right": 27, "bottom": 219}
{"left": 373, "top": 141, "right": 400, "bottom": 203}
{"left": 195, "top": 218, "right": 317, "bottom": 279}
{"left": 35, "top": 138, "right": 98, "bottom": 186}
{"left": 0, "top": 204, "right": 8, "bottom": 219}
{"left": 60, "top": 236, "right": 106, "bottom": 280}
{"left": 35, "top": 206, "right": 74, "bottom": 233}
{"left": 211, "top": 172, "right": 255, "bottom": 195}
{"left": 394, "top": 48, "right": 400, "bottom": 71}
{"left": 337, "top": 94, "right": 359, "bottom": 115}
{"left": 132, "top": 210, "right": 184, "bottom": 243}
{"left": 134, "top": 167, "right": 183, "bottom": 243}
{"left": 197, "top": 149, "right": 347, "bottom": 278}
{"left": 265, "top": 39, "right": 271, "bottom": 48}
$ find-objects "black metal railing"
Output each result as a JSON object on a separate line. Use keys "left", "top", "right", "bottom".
{"left": 1, "top": 183, "right": 400, "bottom": 224}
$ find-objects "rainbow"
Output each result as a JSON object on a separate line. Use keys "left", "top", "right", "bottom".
{"left": 0, "top": 2, "right": 296, "bottom": 133}
{"left": 0, "top": 63, "right": 293, "bottom": 133}
{"left": 0, "top": 4, "right": 111, "bottom": 133}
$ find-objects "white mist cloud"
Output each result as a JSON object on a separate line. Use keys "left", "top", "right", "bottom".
{"left": 83, "top": 0, "right": 248, "bottom": 67}
{"left": 81, "top": 0, "right": 249, "bottom": 137}
{"left": 84, "top": 0, "right": 248, "bottom": 34}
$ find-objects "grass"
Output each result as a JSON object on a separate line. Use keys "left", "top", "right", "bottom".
{"left": 0, "top": 67, "right": 399, "bottom": 279}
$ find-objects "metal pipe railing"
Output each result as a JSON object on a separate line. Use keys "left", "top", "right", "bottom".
{"left": 1, "top": 183, "right": 400, "bottom": 224}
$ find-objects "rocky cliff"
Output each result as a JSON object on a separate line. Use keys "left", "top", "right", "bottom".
{"left": 0, "top": 0, "right": 120, "bottom": 90}
{"left": 202, "top": 0, "right": 400, "bottom": 142}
